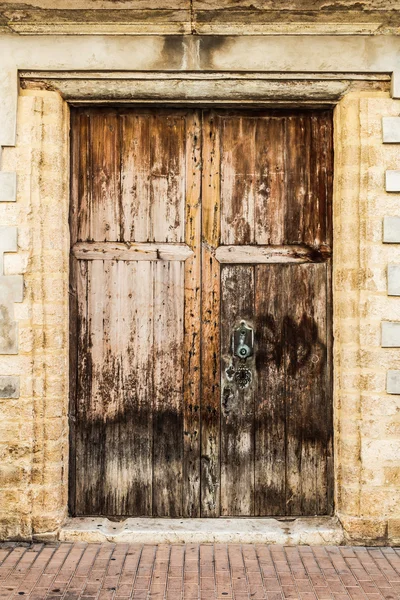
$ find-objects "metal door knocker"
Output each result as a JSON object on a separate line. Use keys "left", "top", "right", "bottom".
{"left": 226, "top": 321, "right": 254, "bottom": 389}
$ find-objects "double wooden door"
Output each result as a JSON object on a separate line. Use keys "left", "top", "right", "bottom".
{"left": 69, "top": 107, "right": 333, "bottom": 518}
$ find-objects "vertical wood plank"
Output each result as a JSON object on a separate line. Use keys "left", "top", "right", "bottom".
{"left": 220, "top": 265, "right": 255, "bottom": 516}
{"left": 68, "top": 256, "right": 82, "bottom": 516}
{"left": 75, "top": 259, "right": 105, "bottom": 515}
{"left": 325, "top": 259, "right": 334, "bottom": 515}
{"left": 284, "top": 263, "right": 328, "bottom": 516}
{"left": 183, "top": 111, "right": 202, "bottom": 517}
{"left": 285, "top": 115, "right": 307, "bottom": 244}
{"left": 310, "top": 112, "right": 334, "bottom": 249}
{"left": 255, "top": 117, "right": 286, "bottom": 245}
{"left": 153, "top": 261, "right": 185, "bottom": 517}
{"left": 103, "top": 261, "right": 154, "bottom": 516}
{"left": 71, "top": 110, "right": 91, "bottom": 244}
{"left": 220, "top": 116, "right": 256, "bottom": 245}
{"left": 121, "top": 113, "right": 151, "bottom": 242}
{"left": 90, "top": 111, "right": 121, "bottom": 242}
{"left": 254, "top": 264, "right": 287, "bottom": 516}
{"left": 150, "top": 112, "right": 186, "bottom": 243}
{"left": 201, "top": 111, "right": 221, "bottom": 517}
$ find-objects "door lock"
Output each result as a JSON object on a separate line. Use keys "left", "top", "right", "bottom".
{"left": 232, "top": 321, "right": 254, "bottom": 360}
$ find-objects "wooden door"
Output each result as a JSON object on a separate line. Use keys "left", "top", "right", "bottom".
{"left": 69, "top": 107, "right": 333, "bottom": 518}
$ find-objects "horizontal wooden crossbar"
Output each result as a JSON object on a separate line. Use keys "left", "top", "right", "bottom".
{"left": 72, "top": 242, "right": 193, "bottom": 261}
{"left": 215, "top": 244, "right": 331, "bottom": 264}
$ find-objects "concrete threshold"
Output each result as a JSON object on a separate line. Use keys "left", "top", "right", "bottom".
{"left": 59, "top": 516, "right": 344, "bottom": 545}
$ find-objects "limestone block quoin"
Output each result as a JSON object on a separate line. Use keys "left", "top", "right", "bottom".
{"left": 382, "top": 117, "right": 400, "bottom": 143}
{"left": 0, "top": 376, "right": 19, "bottom": 398}
{"left": 383, "top": 216, "right": 400, "bottom": 243}
{"left": 385, "top": 170, "right": 400, "bottom": 192}
{"left": 387, "top": 370, "right": 400, "bottom": 395}
{"left": 0, "top": 173, "right": 16, "bottom": 202}
{"left": 381, "top": 321, "right": 400, "bottom": 347}
{"left": 387, "top": 264, "right": 400, "bottom": 296}
{"left": 0, "top": 227, "right": 23, "bottom": 354}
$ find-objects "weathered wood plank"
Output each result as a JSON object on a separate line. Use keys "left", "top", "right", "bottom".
{"left": 183, "top": 111, "right": 202, "bottom": 517}
{"left": 215, "top": 244, "right": 331, "bottom": 264}
{"left": 220, "top": 116, "right": 256, "bottom": 245}
{"left": 285, "top": 115, "right": 307, "bottom": 244}
{"left": 284, "top": 263, "right": 328, "bottom": 516}
{"left": 220, "top": 265, "right": 255, "bottom": 516}
{"left": 255, "top": 117, "right": 285, "bottom": 245}
{"left": 72, "top": 241, "right": 193, "bottom": 261}
{"left": 90, "top": 111, "right": 121, "bottom": 241}
{"left": 325, "top": 259, "right": 334, "bottom": 515}
{"left": 71, "top": 110, "right": 91, "bottom": 244}
{"left": 201, "top": 111, "right": 221, "bottom": 517}
{"left": 121, "top": 112, "right": 151, "bottom": 242}
{"left": 254, "top": 264, "right": 287, "bottom": 516}
{"left": 153, "top": 261, "right": 185, "bottom": 517}
{"left": 150, "top": 112, "right": 186, "bottom": 243}
{"left": 75, "top": 259, "right": 105, "bottom": 515}
{"left": 311, "top": 113, "right": 333, "bottom": 248}
{"left": 68, "top": 256, "right": 81, "bottom": 516}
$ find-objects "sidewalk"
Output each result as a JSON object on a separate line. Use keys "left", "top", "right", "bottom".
{"left": 0, "top": 543, "right": 399, "bottom": 600}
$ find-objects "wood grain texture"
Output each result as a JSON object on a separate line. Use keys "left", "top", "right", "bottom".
{"left": 220, "top": 265, "right": 255, "bottom": 516}
{"left": 284, "top": 263, "right": 329, "bottom": 516}
{"left": 70, "top": 106, "right": 334, "bottom": 518}
{"left": 153, "top": 261, "right": 185, "bottom": 517}
{"left": 254, "top": 264, "right": 286, "bottom": 516}
{"left": 201, "top": 111, "right": 221, "bottom": 517}
{"left": 218, "top": 111, "right": 333, "bottom": 249}
{"left": 70, "top": 107, "right": 190, "bottom": 517}
{"left": 215, "top": 244, "right": 331, "bottom": 264}
{"left": 90, "top": 111, "right": 121, "bottom": 242}
{"left": 72, "top": 241, "right": 193, "bottom": 261}
{"left": 183, "top": 111, "right": 202, "bottom": 517}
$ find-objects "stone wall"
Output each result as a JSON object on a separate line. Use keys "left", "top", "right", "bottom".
{"left": 0, "top": 90, "right": 70, "bottom": 540}
{"left": 1, "top": 86, "right": 400, "bottom": 543}
{"left": 334, "top": 92, "right": 400, "bottom": 544}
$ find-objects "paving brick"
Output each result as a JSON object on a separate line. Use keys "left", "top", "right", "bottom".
{"left": 0, "top": 543, "right": 399, "bottom": 599}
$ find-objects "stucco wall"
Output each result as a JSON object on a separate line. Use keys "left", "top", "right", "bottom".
{"left": 1, "top": 82, "right": 400, "bottom": 542}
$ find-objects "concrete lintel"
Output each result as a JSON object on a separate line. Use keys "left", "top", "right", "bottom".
{"left": 387, "top": 370, "right": 400, "bottom": 395}
{"left": 388, "top": 264, "right": 400, "bottom": 296}
{"left": 382, "top": 321, "right": 400, "bottom": 347}
{"left": 386, "top": 170, "right": 400, "bottom": 193}
{"left": 383, "top": 216, "right": 400, "bottom": 243}
{"left": 0, "top": 376, "right": 20, "bottom": 399}
{"left": 382, "top": 117, "right": 400, "bottom": 143}
{"left": 59, "top": 517, "right": 344, "bottom": 545}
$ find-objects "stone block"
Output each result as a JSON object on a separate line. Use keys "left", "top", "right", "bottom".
{"left": 383, "top": 216, "right": 400, "bottom": 243}
{"left": 388, "top": 518, "right": 400, "bottom": 544}
{"left": 382, "top": 321, "right": 400, "bottom": 347}
{"left": 387, "top": 370, "right": 400, "bottom": 394}
{"left": 382, "top": 117, "right": 400, "bottom": 143}
{"left": 0, "top": 376, "right": 19, "bottom": 398}
{"left": 391, "top": 71, "right": 400, "bottom": 99}
{"left": 388, "top": 263, "right": 400, "bottom": 295}
{"left": 0, "top": 173, "right": 17, "bottom": 202}
{"left": 0, "top": 227, "right": 17, "bottom": 259}
{"left": 386, "top": 170, "right": 400, "bottom": 192}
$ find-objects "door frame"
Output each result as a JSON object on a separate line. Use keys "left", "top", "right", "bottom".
{"left": 17, "top": 68, "right": 388, "bottom": 527}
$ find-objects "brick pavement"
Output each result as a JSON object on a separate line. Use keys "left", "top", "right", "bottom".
{"left": 0, "top": 543, "right": 399, "bottom": 600}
